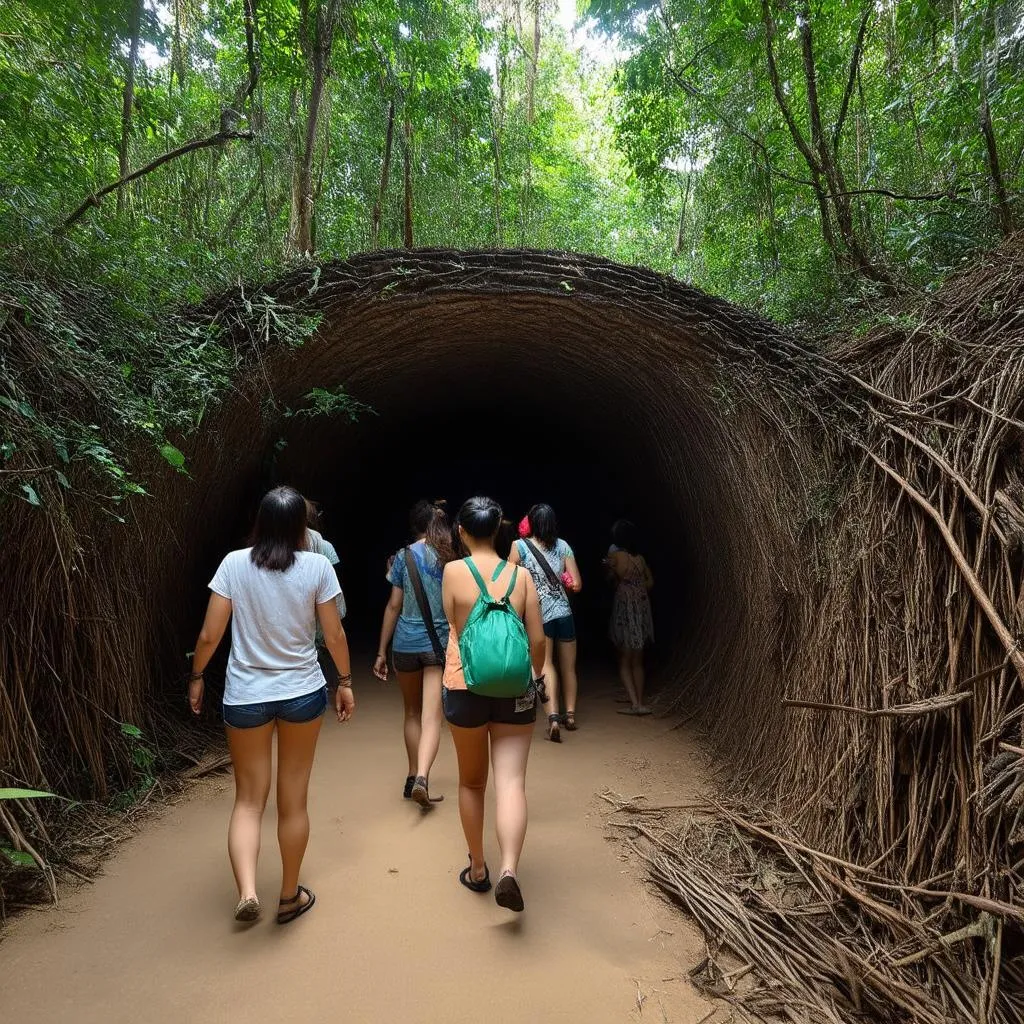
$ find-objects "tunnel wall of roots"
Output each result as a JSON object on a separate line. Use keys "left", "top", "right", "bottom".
{"left": 4, "top": 246, "right": 1024, "bottom": 915}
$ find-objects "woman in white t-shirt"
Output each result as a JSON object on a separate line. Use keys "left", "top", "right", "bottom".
{"left": 188, "top": 486, "right": 354, "bottom": 925}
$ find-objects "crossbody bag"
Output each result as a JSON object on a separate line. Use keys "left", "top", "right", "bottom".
{"left": 403, "top": 547, "right": 446, "bottom": 661}
{"left": 522, "top": 538, "right": 569, "bottom": 597}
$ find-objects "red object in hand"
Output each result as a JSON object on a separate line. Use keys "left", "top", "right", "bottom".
{"left": 561, "top": 571, "right": 575, "bottom": 589}
{"left": 518, "top": 516, "right": 531, "bottom": 538}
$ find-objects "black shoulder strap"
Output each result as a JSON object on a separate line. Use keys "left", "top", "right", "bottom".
{"left": 403, "top": 547, "right": 445, "bottom": 661}
{"left": 522, "top": 538, "right": 566, "bottom": 595}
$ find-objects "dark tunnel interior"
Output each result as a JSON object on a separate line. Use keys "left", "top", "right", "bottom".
{"left": 190, "top": 359, "right": 706, "bottom": 685}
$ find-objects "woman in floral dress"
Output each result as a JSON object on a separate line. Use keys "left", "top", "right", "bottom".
{"left": 607, "top": 520, "right": 654, "bottom": 715}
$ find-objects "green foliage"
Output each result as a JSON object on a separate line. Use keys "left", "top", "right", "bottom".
{"left": 0, "top": 0, "right": 1020, "bottom": 481}
{"left": 1, "top": 785, "right": 57, "bottom": 866}
{"left": 110, "top": 722, "right": 156, "bottom": 810}
{"left": 287, "top": 386, "right": 376, "bottom": 422}
{"left": 589, "top": 0, "right": 1024, "bottom": 317}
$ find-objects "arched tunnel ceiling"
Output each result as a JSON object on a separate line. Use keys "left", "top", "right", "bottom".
{"left": 188, "top": 248, "right": 804, "bottom": 699}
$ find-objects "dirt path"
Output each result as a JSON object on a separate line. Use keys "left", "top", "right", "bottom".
{"left": 0, "top": 673, "right": 712, "bottom": 1023}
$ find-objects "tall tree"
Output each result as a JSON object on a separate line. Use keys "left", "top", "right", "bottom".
{"left": 288, "top": 0, "right": 343, "bottom": 256}
{"left": 117, "top": 0, "right": 144, "bottom": 214}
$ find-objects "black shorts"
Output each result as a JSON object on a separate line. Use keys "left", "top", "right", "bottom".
{"left": 393, "top": 649, "right": 445, "bottom": 673}
{"left": 443, "top": 683, "right": 538, "bottom": 728}
{"left": 543, "top": 614, "right": 576, "bottom": 642}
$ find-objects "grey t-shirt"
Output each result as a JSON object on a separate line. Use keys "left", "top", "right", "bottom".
{"left": 307, "top": 527, "right": 346, "bottom": 620}
{"left": 209, "top": 548, "right": 342, "bottom": 705}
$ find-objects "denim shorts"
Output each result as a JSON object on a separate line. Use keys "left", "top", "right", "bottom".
{"left": 392, "top": 649, "right": 445, "bottom": 673}
{"left": 223, "top": 686, "right": 327, "bottom": 729}
{"left": 543, "top": 614, "right": 576, "bottom": 643}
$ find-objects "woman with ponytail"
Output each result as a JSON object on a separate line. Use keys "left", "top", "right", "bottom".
{"left": 374, "top": 500, "right": 456, "bottom": 807}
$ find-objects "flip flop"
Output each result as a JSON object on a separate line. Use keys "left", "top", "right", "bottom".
{"left": 617, "top": 707, "right": 641, "bottom": 716}
{"left": 403, "top": 775, "right": 415, "bottom": 799}
{"left": 459, "top": 856, "right": 492, "bottom": 893}
{"left": 234, "top": 896, "right": 260, "bottom": 922}
{"left": 547, "top": 714, "right": 562, "bottom": 743}
{"left": 411, "top": 775, "right": 444, "bottom": 808}
{"left": 563, "top": 711, "right": 577, "bottom": 731}
{"left": 494, "top": 872, "right": 524, "bottom": 912}
{"left": 635, "top": 706, "right": 653, "bottom": 716}
{"left": 277, "top": 884, "right": 316, "bottom": 925}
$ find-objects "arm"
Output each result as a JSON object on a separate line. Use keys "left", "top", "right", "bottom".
{"left": 522, "top": 575, "right": 546, "bottom": 678}
{"left": 564, "top": 554, "right": 582, "bottom": 593}
{"left": 442, "top": 562, "right": 458, "bottom": 629}
{"left": 373, "top": 586, "right": 404, "bottom": 681}
{"left": 317, "top": 599, "right": 355, "bottom": 722}
{"left": 189, "top": 594, "right": 232, "bottom": 715}
{"left": 508, "top": 540, "right": 522, "bottom": 565}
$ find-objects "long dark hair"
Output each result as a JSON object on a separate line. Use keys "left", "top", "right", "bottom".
{"left": 410, "top": 498, "right": 456, "bottom": 564}
{"left": 527, "top": 503, "right": 558, "bottom": 548}
{"left": 611, "top": 518, "right": 640, "bottom": 555}
{"left": 250, "top": 486, "right": 307, "bottom": 571}
{"left": 457, "top": 496, "right": 503, "bottom": 540}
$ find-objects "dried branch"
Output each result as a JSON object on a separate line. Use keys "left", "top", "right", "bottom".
{"left": 58, "top": 130, "right": 254, "bottom": 231}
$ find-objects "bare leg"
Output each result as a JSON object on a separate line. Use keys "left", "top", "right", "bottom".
{"left": 539, "top": 636, "right": 561, "bottom": 738}
{"left": 275, "top": 713, "right": 324, "bottom": 905}
{"left": 225, "top": 721, "right": 274, "bottom": 901}
{"left": 396, "top": 668, "right": 424, "bottom": 777}
{"left": 617, "top": 648, "right": 639, "bottom": 707}
{"left": 631, "top": 649, "right": 647, "bottom": 709}
{"left": 490, "top": 723, "right": 533, "bottom": 877}
{"left": 449, "top": 724, "right": 490, "bottom": 882}
{"left": 417, "top": 665, "right": 444, "bottom": 780}
{"left": 559, "top": 639, "right": 579, "bottom": 722}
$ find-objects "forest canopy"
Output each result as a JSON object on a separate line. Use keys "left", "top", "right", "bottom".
{"left": 1, "top": 0, "right": 1022, "bottom": 507}
{"left": 1, "top": 0, "right": 1021, "bottom": 316}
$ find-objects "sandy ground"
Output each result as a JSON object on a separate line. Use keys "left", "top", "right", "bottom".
{"left": 0, "top": 673, "right": 713, "bottom": 1024}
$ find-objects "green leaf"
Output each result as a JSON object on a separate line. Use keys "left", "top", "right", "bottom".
{"left": 1, "top": 847, "right": 36, "bottom": 868}
{"left": 158, "top": 443, "right": 186, "bottom": 471}
{"left": 119, "top": 722, "right": 143, "bottom": 739}
{"left": 0, "top": 788, "right": 57, "bottom": 800}
{"left": 20, "top": 483, "right": 41, "bottom": 506}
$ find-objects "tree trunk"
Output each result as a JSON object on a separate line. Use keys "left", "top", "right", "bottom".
{"left": 760, "top": 1, "right": 837, "bottom": 263}
{"left": 797, "top": 1, "right": 883, "bottom": 281}
{"left": 979, "top": 96, "right": 1014, "bottom": 238}
{"left": 673, "top": 172, "right": 692, "bottom": 257}
{"left": 403, "top": 115, "right": 414, "bottom": 249}
{"left": 979, "top": 12, "right": 1014, "bottom": 238}
{"left": 117, "top": 0, "right": 144, "bottom": 215}
{"left": 371, "top": 97, "right": 395, "bottom": 248}
{"left": 526, "top": 0, "right": 540, "bottom": 126}
{"left": 288, "top": 0, "right": 340, "bottom": 257}
{"left": 763, "top": 0, "right": 891, "bottom": 286}
{"left": 490, "top": 18, "right": 508, "bottom": 244}
{"left": 521, "top": 0, "right": 541, "bottom": 243}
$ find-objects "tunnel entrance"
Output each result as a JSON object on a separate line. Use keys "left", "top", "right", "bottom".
{"left": 183, "top": 250, "right": 798, "bottom": 711}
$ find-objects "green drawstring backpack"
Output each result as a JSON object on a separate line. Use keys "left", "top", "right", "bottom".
{"left": 459, "top": 558, "right": 532, "bottom": 698}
